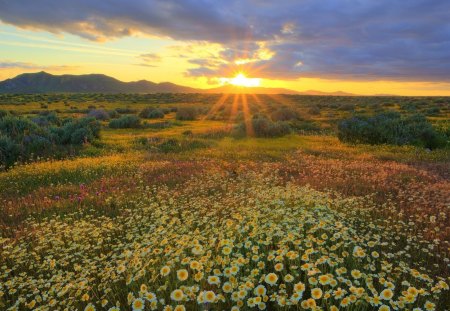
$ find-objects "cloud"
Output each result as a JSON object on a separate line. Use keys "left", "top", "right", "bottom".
{"left": 138, "top": 53, "right": 161, "bottom": 62}
{"left": 1, "top": 0, "right": 449, "bottom": 81}
{"left": 0, "top": 60, "right": 77, "bottom": 71}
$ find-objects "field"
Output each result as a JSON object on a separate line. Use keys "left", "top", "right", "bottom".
{"left": 0, "top": 93, "right": 449, "bottom": 311}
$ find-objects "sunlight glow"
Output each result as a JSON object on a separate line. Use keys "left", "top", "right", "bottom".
{"left": 220, "top": 73, "right": 261, "bottom": 87}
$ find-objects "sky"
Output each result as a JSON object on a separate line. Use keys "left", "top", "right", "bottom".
{"left": 0, "top": 0, "right": 450, "bottom": 95}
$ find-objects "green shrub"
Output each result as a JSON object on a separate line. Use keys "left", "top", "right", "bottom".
{"left": 109, "top": 115, "right": 141, "bottom": 129}
{"left": 176, "top": 107, "right": 198, "bottom": 120}
{"left": 338, "top": 112, "right": 446, "bottom": 149}
{"left": 139, "top": 107, "right": 165, "bottom": 119}
{"left": 308, "top": 106, "right": 321, "bottom": 115}
{"left": 234, "top": 115, "right": 291, "bottom": 138}
{"left": 271, "top": 108, "right": 299, "bottom": 121}
{"left": 0, "top": 115, "right": 100, "bottom": 169}
{"left": 87, "top": 109, "right": 110, "bottom": 120}
{"left": 0, "top": 109, "right": 9, "bottom": 119}
{"left": 0, "top": 135, "right": 20, "bottom": 168}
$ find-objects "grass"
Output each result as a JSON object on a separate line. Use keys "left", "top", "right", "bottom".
{"left": 0, "top": 93, "right": 449, "bottom": 310}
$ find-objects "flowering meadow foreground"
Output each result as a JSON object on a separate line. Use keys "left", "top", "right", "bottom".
{"left": 0, "top": 146, "right": 449, "bottom": 311}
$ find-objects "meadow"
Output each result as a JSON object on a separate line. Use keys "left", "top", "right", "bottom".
{"left": 0, "top": 93, "right": 449, "bottom": 311}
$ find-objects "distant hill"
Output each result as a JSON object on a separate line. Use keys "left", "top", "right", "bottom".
{"left": 205, "top": 84, "right": 300, "bottom": 95}
{"left": 0, "top": 72, "right": 199, "bottom": 94}
{"left": 0, "top": 71, "right": 356, "bottom": 95}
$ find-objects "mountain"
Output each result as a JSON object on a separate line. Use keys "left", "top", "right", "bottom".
{"left": 0, "top": 72, "right": 199, "bottom": 94}
{"left": 205, "top": 84, "right": 300, "bottom": 95}
{"left": 0, "top": 72, "right": 356, "bottom": 95}
{"left": 298, "top": 89, "right": 355, "bottom": 96}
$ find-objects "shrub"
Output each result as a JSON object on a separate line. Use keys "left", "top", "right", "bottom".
{"left": 156, "top": 138, "right": 210, "bottom": 153}
{"left": 176, "top": 107, "right": 198, "bottom": 120}
{"left": 0, "top": 115, "right": 100, "bottom": 169}
{"left": 109, "top": 115, "right": 141, "bottom": 129}
{"left": 0, "top": 135, "right": 20, "bottom": 168}
{"left": 0, "top": 109, "right": 10, "bottom": 118}
{"left": 271, "top": 108, "right": 299, "bottom": 121}
{"left": 308, "top": 106, "right": 321, "bottom": 115}
{"left": 139, "top": 107, "right": 165, "bottom": 119}
{"left": 115, "top": 107, "right": 137, "bottom": 114}
{"left": 88, "top": 109, "right": 110, "bottom": 120}
{"left": 338, "top": 112, "right": 446, "bottom": 149}
{"left": 234, "top": 115, "right": 291, "bottom": 138}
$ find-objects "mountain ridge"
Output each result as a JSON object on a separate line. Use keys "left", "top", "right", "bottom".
{"left": 0, "top": 71, "right": 356, "bottom": 95}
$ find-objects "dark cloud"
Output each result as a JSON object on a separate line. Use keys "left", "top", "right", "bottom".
{"left": 1, "top": 0, "right": 449, "bottom": 81}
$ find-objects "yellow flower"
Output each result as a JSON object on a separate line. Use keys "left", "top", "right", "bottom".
{"left": 204, "top": 291, "right": 216, "bottom": 303}
{"left": 254, "top": 285, "right": 267, "bottom": 296}
{"left": 177, "top": 269, "right": 189, "bottom": 281}
{"left": 171, "top": 289, "right": 184, "bottom": 302}
{"left": 84, "top": 303, "right": 96, "bottom": 311}
{"left": 351, "top": 269, "right": 362, "bottom": 279}
{"left": 311, "top": 288, "right": 323, "bottom": 300}
{"left": 160, "top": 266, "right": 171, "bottom": 276}
{"left": 380, "top": 289, "right": 394, "bottom": 300}
{"left": 294, "top": 282, "right": 306, "bottom": 293}
{"left": 424, "top": 301, "right": 436, "bottom": 311}
{"left": 265, "top": 273, "right": 278, "bottom": 285}
{"left": 132, "top": 298, "right": 145, "bottom": 311}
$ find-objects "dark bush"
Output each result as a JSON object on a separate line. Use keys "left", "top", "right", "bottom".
{"left": 0, "top": 135, "right": 20, "bottom": 168}
{"left": 0, "top": 115, "right": 100, "bottom": 169}
{"left": 271, "top": 108, "right": 299, "bottom": 121}
{"left": 115, "top": 107, "right": 137, "bottom": 114}
{"left": 308, "top": 106, "right": 321, "bottom": 115}
{"left": 176, "top": 107, "right": 198, "bottom": 120}
{"left": 338, "top": 112, "right": 446, "bottom": 149}
{"left": 139, "top": 107, "right": 165, "bottom": 119}
{"left": 108, "top": 110, "right": 120, "bottom": 119}
{"left": 234, "top": 115, "right": 291, "bottom": 138}
{"left": 109, "top": 115, "right": 141, "bottom": 129}
{"left": 0, "top": 110, "right": 9, "bottom": 119}
{"left": 88, "top": 109, "right": 110, "bottom": 120}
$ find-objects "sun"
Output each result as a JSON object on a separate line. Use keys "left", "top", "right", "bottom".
{"left": 221, "top": 72, "right": 261, "bottom": 87}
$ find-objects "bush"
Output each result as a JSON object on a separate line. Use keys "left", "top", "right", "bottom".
{"left": 109, "top": 115, "right": 141, "bottom": 129}
{"left": 115, "top": 107, "right": 137, "bottom": 114}
{"left": 139, "top": 107, "right": 165, "bottom": 119}
{"left": 308, "top": 106, "right": 321, "bottom": 115}
{"left": 338, "top": 112, "right": 446, "bottom": 149}
{"left": 234, "top": 116, "right": 291, "bottom": 138}
{"left": 0, "top": 109, "right": 9, "bottom": 118}
{"left": 0, "top": 115, "right": 100, "bottom": 169}
{"left": 0, "top": 135, "right": 20, "bottom": 168}
{"left": 176, "top": 107, "right": 198, "bottom": 120}
{"left": 271, "top": 108, "right": 299, "bottom": 121}
{"left": 88, "top": 109, "right": 110, "bottom": 120}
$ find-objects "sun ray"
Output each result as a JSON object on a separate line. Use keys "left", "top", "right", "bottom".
{"left": 228, "top": 94, "right": 240, "bottom": 123}
{"left": 202, "top": 93, "right": 230, "bottom": 121}
{"left": 241, "top": 93, "right": 254, "bottom": 137}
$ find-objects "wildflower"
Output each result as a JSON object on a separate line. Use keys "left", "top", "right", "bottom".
{"left": 160, "top": 266, "right": 171, "bottom": 276}
{"left": 204, "top": 291, "right": 216, "bottom": 303}
{"left": 208, "top": 275, "right": 220, "bottom": 285}
{"left": 254, "top": 285, "right": 267, "bottom": 296}
{"left": 132, "top": 298, "right": 145, "bottom": 311}
{"left": 265, "top": 273, "right": 278, "bottom": 285}
{"left": 177, "top": 269, "right": 189, "bottom": 281}
{"left": 171, "top": 289, "right": 184, "bottom": 302}
{"left": 311, "top": 288, "right": 323, "bottom": 299}
{"left": 84, "top": 304, "right": 96, "bottom": 311}
{"left": 380, "top": 289, "right": 394, "bottom": 300}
